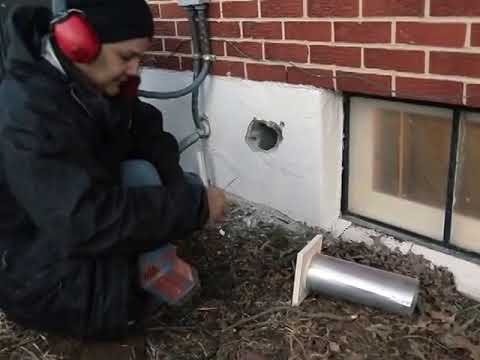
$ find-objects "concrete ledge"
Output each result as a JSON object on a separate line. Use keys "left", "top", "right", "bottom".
{"left": 332, "top": 219, "right": 480, "bottom": 302}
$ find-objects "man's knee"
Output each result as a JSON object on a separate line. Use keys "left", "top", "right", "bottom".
{"left": 184, "top": 172, "right": 204, "bottom": 187}
{"left": 122, "top": 161, "right": 204, "bottom": 189}
{"left": 121, "top": 160, "right": 162, "bottom": 188}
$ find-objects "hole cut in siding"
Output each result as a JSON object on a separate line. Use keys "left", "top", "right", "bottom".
{"left": 245, "top": 118, "right": 284, "bottom": 152}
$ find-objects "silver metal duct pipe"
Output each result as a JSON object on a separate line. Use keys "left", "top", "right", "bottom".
{"left": 306, "top": 254, "right": 420, "bottom": 316}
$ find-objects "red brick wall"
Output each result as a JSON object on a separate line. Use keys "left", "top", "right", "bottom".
{"left": 146, "top": 0, "right": 480, "bottom": 108}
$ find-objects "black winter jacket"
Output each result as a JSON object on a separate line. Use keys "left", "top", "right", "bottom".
{"left": 0, "top": 6, "right": 208, "bottom": 339}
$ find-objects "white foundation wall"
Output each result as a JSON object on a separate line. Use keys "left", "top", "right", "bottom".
{"left": 140, "top": 68, "right": 344, "bottom": 229}
{"left": 140, "top": 68, "right": 480, "bottom": 302}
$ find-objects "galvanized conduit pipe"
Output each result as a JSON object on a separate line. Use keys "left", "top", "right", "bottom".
{"left": 307, "top": 254, "right": 420, "bottom": 316}
{"left": 137, "top": 5, "right": 212, "bottom": 101}
{"left": 190, "top": 7, "right": 203, "bottom": 133}
{"left": 139, "top": 4, "right": 213, "bottom": 184}
{"left": 190, "top": 5, "right": 212, "bottom": 135}
{"left": 138, "top": 61, "right": 210, "bottom": 100}
{"left": 177, "top": 5, "right": 212, "bottom": 153}
{"left": 139, "top": 5, "right": 212, "bottom": 155}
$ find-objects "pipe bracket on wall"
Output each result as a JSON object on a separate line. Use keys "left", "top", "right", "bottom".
{"left": 198, "top": 118, "right": 211, "bottom": 138}
{"left": 178, "top": 118, "right": 210, "bottom": 153}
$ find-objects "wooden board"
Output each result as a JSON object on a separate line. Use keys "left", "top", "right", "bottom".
{"left": 292, "top": 235, "right": 323, "bottom": 306}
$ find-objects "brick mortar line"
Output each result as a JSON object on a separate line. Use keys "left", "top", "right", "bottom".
{"left": 155, "top": 35, "right": 480, "bottom": 53}
{"left": 392, "top": 20, "right": 396, "bottom": 44}
{"left": 150, "top": 0, "right": 477, "bottom": 26}
{"left": 195, "top": 38, "right": 480, "bottom": 52}
{"left": 307, "top": 42, "right": 311, "bottom": 64}
{"left": 312, "top": 68, "right": 480, "bottom": 83}
{"left": 157, "top": 2, "right": 162, "bottom": 18}
{"left": 143, "top": 70, "right": 480, "bottom": 98}
{"left": 146, "top": 51, "right": 480, "bottom": 83}
{"left": 360, "top": 47, "right": 364, "bottom": 69}
{"left": 144, "top": 70, "right": 480, "bottom": 91}
{"left": 425, "top": 50, "right": 430, "bottom": 74}
{"left": 333, "top": 68, "right": 338, "bottom": 91}
{"left": 466, "top": 23, "right": 472, "bottom": 47}
{"left": 158, "top": 17, "right": 480, "bottom": 22}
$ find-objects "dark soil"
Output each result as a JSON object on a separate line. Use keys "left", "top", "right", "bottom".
{"left": 1, "top": 198, "right": 479, "bottom": 360}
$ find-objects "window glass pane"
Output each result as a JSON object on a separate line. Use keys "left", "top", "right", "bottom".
{"left": 452, "top": 112, "right": 480, "bottom": 253}
{"left": 348, "top": 97, "right": 453, "bottom": 240}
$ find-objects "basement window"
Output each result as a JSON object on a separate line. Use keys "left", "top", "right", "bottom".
{"left": 452, "top": 112, "right": 480, "bottom": 253}
{"left": 343, "top": 96, "right": 480, "bottom": 256}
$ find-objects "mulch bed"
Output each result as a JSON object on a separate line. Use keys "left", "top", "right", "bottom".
{"left": 1, "top": 198, "right": 479, "bottom": 359}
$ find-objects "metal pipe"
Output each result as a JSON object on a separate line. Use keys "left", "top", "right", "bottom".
{"left": 188, "top": 7, "right": 202, "bottom": 131}
{"left": 138, "top": 63, "right": 209, "bottom": 100}
{"left": 307, "top": 254, "right": 419, "bottom": 316}
{"left": 196, "top": 140, "right": 212, "bottom": 186}
{"left": 196, "top": 5, "right": 211, "bottom": 57}
{"left": 138, "top": 5, "right": 212, "bottom": 100}
{"left": 178, "top": 132, "right": 200, "bottom": 153}
{"left": 188, "top": 4, "right": 214, "bottom": 186}
{"left": 140, "top": 4, "right": 214, "bottom": 185}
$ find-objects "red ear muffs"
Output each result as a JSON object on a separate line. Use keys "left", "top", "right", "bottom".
{"left": 51, "top": 10, "right": 101, "bottom": 64}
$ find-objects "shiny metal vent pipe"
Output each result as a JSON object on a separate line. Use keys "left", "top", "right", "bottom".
{"left": 307, "top": 254, "right": 420, "bottom": 316}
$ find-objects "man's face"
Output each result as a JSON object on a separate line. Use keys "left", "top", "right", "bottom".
{"left": 76, "top": 38, "right": 151, "bottom": 97}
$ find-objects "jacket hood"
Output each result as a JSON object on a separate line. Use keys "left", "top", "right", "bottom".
{"left": 3, "top": 6, "right": 52, "bottom": 73}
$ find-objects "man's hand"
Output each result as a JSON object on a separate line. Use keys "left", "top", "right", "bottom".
{"left": 207, "top": 187, "right": 226, "bottom": 225}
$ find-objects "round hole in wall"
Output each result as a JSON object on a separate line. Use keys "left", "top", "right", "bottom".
{"left": 245, "top": 118, "right": 283, "bottom": 152}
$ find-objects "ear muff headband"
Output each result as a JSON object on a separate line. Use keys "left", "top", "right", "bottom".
{"left": 50, "top": 0, "right": 101, "bottom": 63}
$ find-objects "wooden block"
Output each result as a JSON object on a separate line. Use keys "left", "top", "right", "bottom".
{"left": 292, "top": 234, "right": 323, "bottom": 306}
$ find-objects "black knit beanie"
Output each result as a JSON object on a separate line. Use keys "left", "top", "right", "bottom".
{"left": 66, "top": 0, "right": 154, "bottom": 43}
